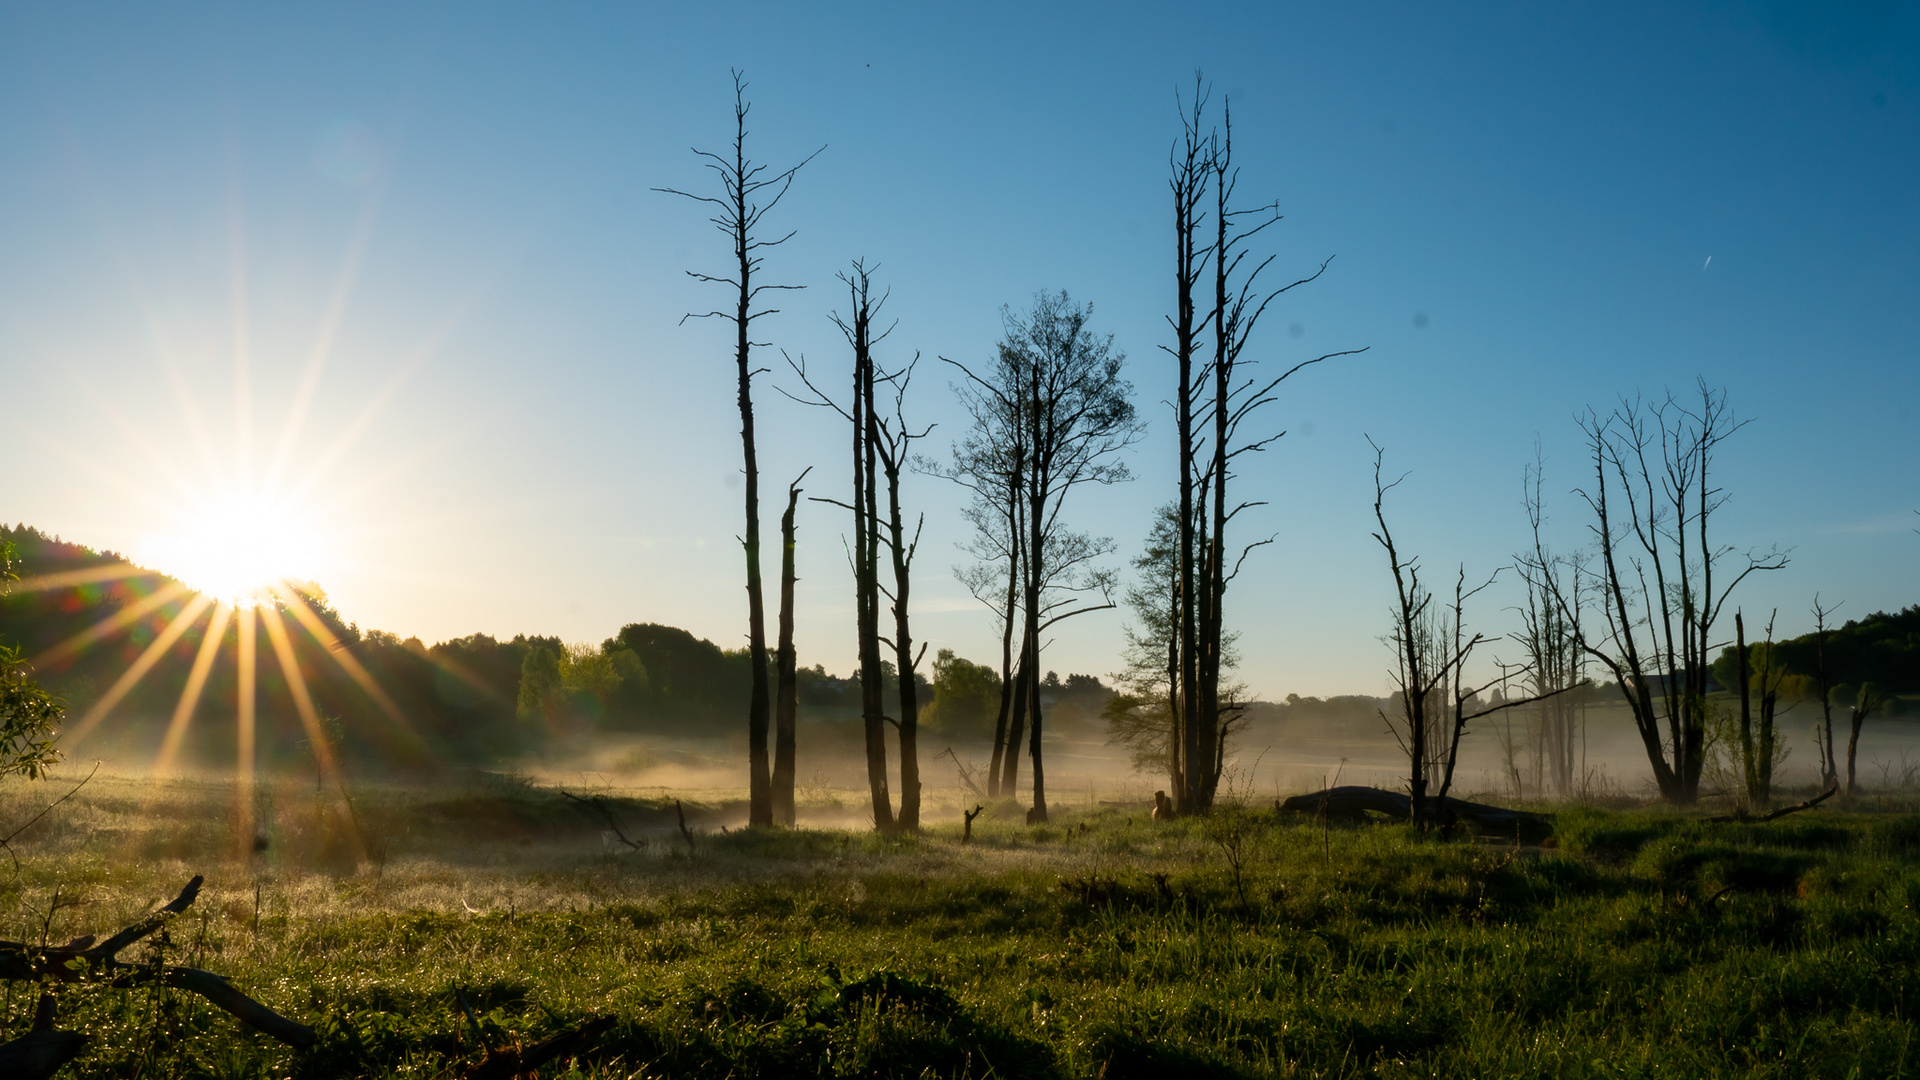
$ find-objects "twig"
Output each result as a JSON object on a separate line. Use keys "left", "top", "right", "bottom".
{"left": 560, "top": 791, "right": 644, "bottom": 851}
{"left": 456, "top": 988, "right": 488, "bottom": 1049}
{"left": 0, "top": 762, "right": 99, "bottom": 872}
{"left": 673, "top": 799, "right": 696, "bottom": 855}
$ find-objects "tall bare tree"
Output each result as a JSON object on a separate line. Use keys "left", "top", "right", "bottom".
{"left": 871, "top": 358, "right": 933, "bottom": 830}
{"left": 1168, "top": 81, "right": 1211, "bottom": 816}
{"left": 1558, "top": 384, "right": 1786, "bottom": 803}
{"left": 1166, "top": 78, "right": 1362, "bottom": 813}
{"left": 657, "top": 72, "right": 820, "bottom": 828}
{"left": 790, "top": 261, "right": 929, "bottom": 831}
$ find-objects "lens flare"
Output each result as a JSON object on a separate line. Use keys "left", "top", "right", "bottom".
{"left": 142, "top": 491, "right": 324, "bottom": 607}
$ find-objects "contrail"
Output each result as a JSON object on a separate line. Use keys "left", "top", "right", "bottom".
{"left": 1702, "top": 256, "right": 1712, "bottom": 270}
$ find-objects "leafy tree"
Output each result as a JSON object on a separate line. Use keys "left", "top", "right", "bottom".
{"left": 946, "top": 291, "right": 1139, "bottom": 823}
{"left": 516, "top": 645, "right": 562, "bottom": 726}
{"left": 923, "top": 648, "right": 1000, "bottom": 743}
{"left": 0, "top": 540, "right": 61, "bottom": 778}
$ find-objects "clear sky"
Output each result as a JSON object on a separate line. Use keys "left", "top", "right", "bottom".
{"left": 2, "top": 2, "right": 1915, "bottom": 699}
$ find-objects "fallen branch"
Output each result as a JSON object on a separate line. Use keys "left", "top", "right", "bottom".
{"left": 1706, "top": 784, "right": 1838, "bottom": 824}
{"left": 461, "top": 1015, "right": 617, "bottom": 1080}
{"left": 561, "top": 791, "right": 645, "bottom": 851}
{"left": 936, "top": 748, "right": 986, "bottom": 799}
{"left": 1279, "top": 786, "right": 1552, "bottom": 838}
{"left": 0, "top": 876, "right": 315, "bottom": 1051}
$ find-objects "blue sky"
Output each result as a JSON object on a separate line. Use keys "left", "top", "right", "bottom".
{"left": 2, "top": 2, "right": 1915, "bottom": 697}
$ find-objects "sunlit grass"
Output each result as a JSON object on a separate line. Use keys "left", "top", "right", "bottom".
{"left": 1, "top": 773, "right": 1917, "bottom": 1078}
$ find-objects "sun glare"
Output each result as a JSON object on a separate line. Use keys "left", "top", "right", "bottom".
{"left": 144, "top": 491, "right": 324, "bottom": 606}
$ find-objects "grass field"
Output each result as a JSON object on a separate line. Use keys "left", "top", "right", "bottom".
{"left": 2, "top": 772, "right": 1918, "bottom": 1079}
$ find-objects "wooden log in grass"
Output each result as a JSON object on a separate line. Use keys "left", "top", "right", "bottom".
{"left": 0, "top": 874, "right": 315, "bottom": 1077}
{"left": 461, "top": 1015, "right": 618, "bottom": 1080}
{"left": 1280, "top": 786, "right": 1552, "bottom": 838}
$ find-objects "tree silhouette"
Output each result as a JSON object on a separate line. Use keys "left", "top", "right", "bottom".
{"left": 656, "top": 72, "right": 820, "bottom": 828}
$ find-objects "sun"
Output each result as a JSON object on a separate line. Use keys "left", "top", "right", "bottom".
{"left": 144, "top": 489, "right": 325, "bottom": 606}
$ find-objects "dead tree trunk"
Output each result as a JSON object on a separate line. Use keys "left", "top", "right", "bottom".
{"left": 773, "top": 468, "right": 810, "bottom": 827}
{"left": 656, "top": 71, "right": 819, "bottom": 829}
{"left": 1169, "top": 80, "right": 1210, "bottom": 816}
{"left": 851, "top": 273, "right": 895, "bottom": 831}
{"left": 1000, "top": 638, "right": 1031, "bottom": 796}
{"left": 1812, "top": 596, "right": 1840, "bottom": 790}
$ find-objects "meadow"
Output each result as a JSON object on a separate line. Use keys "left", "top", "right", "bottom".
{"left": 2, "top": 771, "right": 1918, "bottom": 1079}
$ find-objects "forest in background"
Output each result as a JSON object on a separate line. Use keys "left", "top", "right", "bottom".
{"left": 4, "top": 521, "right": 1915, "bottom": 784}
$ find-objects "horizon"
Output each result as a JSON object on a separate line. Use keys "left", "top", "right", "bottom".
{"left": 3, "top": 4, "right": 1917, "bottom": 704}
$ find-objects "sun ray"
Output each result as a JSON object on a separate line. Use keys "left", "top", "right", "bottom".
{"left": 274, "top": 586, "right": 423, "bottom": 748}
{"left": 5, "top": 565, "right": 159, "bottom": 593}
{"left": 83, "top": 390, "right": 214, "bottom": 510}
{"left": 36, "top": 581, "right": 192, "bottom": 668}
{"left": 53, "top": 147, "right": 229, "bottom": 499}
{"left": 60, "top": 592, "right": 215, "bottom": 749}
{"left": 265, "top": 186, "right": 385, "bottom": 493}
{"left": 290, "top": 293, "right": 477, "bottom": 504}
{"left": 260, "top": 602, "right": 364, "bottom": 862}
{"left": 153, "top": 600, "right": 234, "bottom": 777}
{"left": 235, "top": 604, "right": 256, "bottom": 859}
{"left": 227, "top": 137, "right": 254, "bottom": 492}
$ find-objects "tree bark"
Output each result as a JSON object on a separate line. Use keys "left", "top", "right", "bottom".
{"left": 1000, "top": 638, "right": 1030, "bottom": 796}
{"left": 773, "top": 470, "right": 807, "bottom": 826}
{"left": 854, "top": 292, "right": 894, "bottom": 831}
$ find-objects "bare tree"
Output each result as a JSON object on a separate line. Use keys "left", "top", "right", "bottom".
{"left": 773, "top": 467, "right": 811, "bottom": 827}
{"left": 1514, "top": 449, "right": 1588, "bottom": 796}
{"left": 946, "top": 291, "right": 1139, "bottom": 822}
{"left": 1731, "top": 609, "right": 1789, "bottom": 806}
{"left": 657, "top": 72, "right": 820, "bottom": 828}
{"left": 1845, "top": 681, "right": 1885, "bottom": 798}
{"left": 871, "top": 358, "right": 934, "bottom": 830}
{"left": 1371, "top": 440, "right": 1577, "bottom": 824}
{"left": 1551, "top": 384, "right": 1785, "bottom": 803}
{"left": 1167, "top": 79, "right": 1211, "bottom": 817}
{"left": 1166, "top": 78, "right": 1363, "bottom": 814}
{"left": 789, "top": 261, "right": 930, "bottom": 831}
{"left": 1810, "top": 596, "right": 1841, "bottom": 789}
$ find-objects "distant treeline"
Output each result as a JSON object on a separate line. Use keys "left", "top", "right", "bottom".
{"left": 1709, "top": 606, "right": 1920, "bottom": 706}
{"left": 0, "top": 524, "right": 1118, "bottom": 772}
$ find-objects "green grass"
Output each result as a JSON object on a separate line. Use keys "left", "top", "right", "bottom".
{"left": 3, "top": 775, "right": 1919, "bottom": 1078}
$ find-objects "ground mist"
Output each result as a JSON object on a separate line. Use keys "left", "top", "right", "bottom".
{"left": 1, "top": 771, "right": 1918, "bottom": 1078}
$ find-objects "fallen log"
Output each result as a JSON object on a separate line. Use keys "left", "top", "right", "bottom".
{"left": 1706, "top": 784, "right": 1838, "bottom": 823}
{"left": 1279, "top": 786, "right": 1552, "bottom": 838}
{"left": 461, "top": 1015, "right": 617, "bottom": 1080}
{"left": 0, "top": 875, "right": 316, "bottom": 1055}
